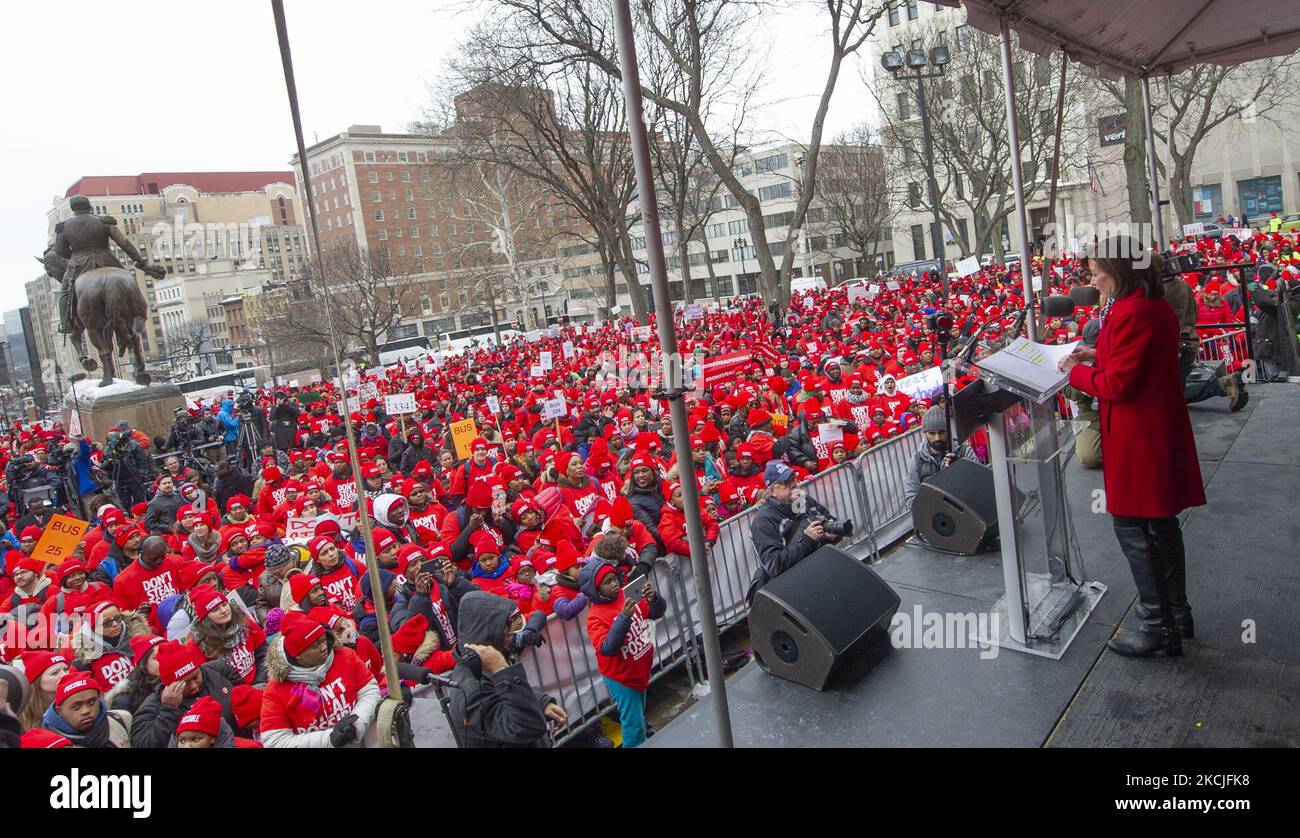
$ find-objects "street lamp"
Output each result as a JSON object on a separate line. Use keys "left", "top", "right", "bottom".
{"left": 882, "top": 44, "right": 951, "bottom": 300}
{"left": 733, "top": 236, "right": 749, "bottom": 296}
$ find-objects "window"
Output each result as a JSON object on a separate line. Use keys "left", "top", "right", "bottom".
{"left": 371, "top": 191, "right": 381, "bottom": 203}
{"left": 906, "top": 1, "right": 918, "bottom": 21}
{"left": 956, "top": 24, "right": 972, "bottom": 52}
{"left": 404, "top": 189, "right": 413, "bottom": 201}
{"left": 705, "top": 222, "right": 726, "bottom": 239}
{"left": 757, "top": 181, "right": 792, "bottom": 202}
{"left": 410, "top": 226, "right": 420, "bottom": 237}
{"left": 397, "top": 152, "right": 408, "bottom": 162}
{"left": 364, "top": 151, "right": 375, "bottom": 162}
{"left": 727, "top": 219, "right": 747, "bottom": 236}
{"left": 1238, "top": 175, "right": 1283, "bottom": 217}
{"left": 374, "top": 209, "right": 384, "bottom": 221}
{"left": 763, "top": 210, "right": 795, "bottom": 228}
{"left": 908, "top": 182, "right": 922, "bottom": 209}
{"left": 755, "top": 153, "right": 788, "bottom": 174}
{"left": 428, "top": 224, "right": 438, "bottom": 236}
{"left": 398, "top": 246, "right": 406, "bottom": 257}
{"left": 368, "top": 171, "right": 378, "bottom": 183}
{"left": 407, "top": 208, "right": 417, "bottom": 220}
{"left": 888, "top": 4, "right": 899, "bottom": 25}
{"left": 377, "top": 228, "right": 388, "bottom": 240}
{"left": 903, "top": 145, "right": 916, "bottom": 165}
{"left": 911, "top": 224, "right": 926, "bottom": 259}
{"left": 400, "top": 171, "right": 411, "bottom": 182}
{"left": 897, "top": 92, "right": 912, "bottom": 120}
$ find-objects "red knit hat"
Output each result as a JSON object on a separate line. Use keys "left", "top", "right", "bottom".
{"left": 288, "top": 573, "right": 321, "bottom": 606}
{"left": 54, "top": 671, "right": 100, "bottom": 706}
{"left": 262, "top": 465, "right": 283, "bottom": 483}
{"left": 112, "top": 523, "right": 145, "bottom": 549}
{"left": 14, "top": 555, "right": 44, "bottom": 575}
{"left": 176, "top": 695, "right": 223, "bottom": 738}
{"left": 189, "top": 584, "right": 226, "bottom": 621}
{"left": 391, "top": 613, "right": 429, "bottom": 655}
{"left": 554, "top": 541, "right": 583, "bottom": 573}
{"left": 130, "top": 634, "right": 164, "bottom": 667}
{"left": 280, "top": 610, "right": 326, "bottom": 657}
{"left": 370, "top": 528, "right": 397, "bottom": 556}
{"left": 226, "top": 493, "right": 251, "bottom": 512}
{"left": 610, "top": 496, "right": 635, "bottom": 529}
{"left": 747, "top": 408, "right": 772, "bottom": 427}
{"left": 20, "top": 729, "right": 72, "bottom": 748}
{"left": 307, "top": 605, "right": 348, "bottom": 630}
{"left": 19, "top": 651, "right": 67, "bottom": 684}
{"left": 230, "top": 684, "right": 263, "bottom": 729}
{"left": 158, "top": 641, "right": 203, "bottom": 685}
{"left": 53, "top": 559, "right": 86, "bottom": 586}
{"left": 19, "top": 525, "right": 42, "bottom": 542}
{"left": 465, "top": 480, "right": 494, "bottom": 509}
{"left": 470, "top": 530, "right": 500, "bottom": 558}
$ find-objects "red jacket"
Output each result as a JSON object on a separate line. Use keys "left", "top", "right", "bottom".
{"left": 1068, "top": 293, "right": 1206, "bottom": 518}
{"left": 261, "top": 646, "right": 376, "bottom": 738}
{"left": 658, "top": 504, "right": 719, "bottom": 556}
{"left": 587, "top": 594, "right": 658, "bottom": 691}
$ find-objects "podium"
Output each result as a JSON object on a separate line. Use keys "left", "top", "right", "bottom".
{"left": 951, "top": 356, "right": 1106, "bottom": 659}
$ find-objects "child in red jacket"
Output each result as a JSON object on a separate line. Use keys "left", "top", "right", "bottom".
{"left": 657, "top": 482, "right": 720, "bottom": 556}
{"left": 579, "top": 559, "right": 666, "bottom": 748}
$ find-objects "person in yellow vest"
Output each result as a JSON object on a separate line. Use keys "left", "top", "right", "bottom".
{"left": 1268, "top": 211, "right": 1282, "bottom": 233}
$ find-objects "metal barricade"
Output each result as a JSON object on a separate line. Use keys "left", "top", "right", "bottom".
{"left": 855, "top": 428, "right": 926, "bottom": 549}
{"left": 1197, "top": 328, "right": 1248, "bottom": 372}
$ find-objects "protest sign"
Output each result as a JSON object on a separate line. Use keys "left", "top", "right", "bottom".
{"left": 530, "top": 365, "right": 544, "bottom": 378}
{"left": 384, "top": 393, "right": 416, "bottom": 415}
{"left": 32, "top": 515, "right": 89, "bottom": 565}
{"left": 451, "top": 418, "right": 479, "bottom": 459}
{"left": 562, "top": 341, "right": 575, "bottom": 359}
{"left": 486, "top": 395, "right": 501, "bottom": 414}
{"left": 956, "top": 256, "right": 981, "bottom": 277}
{"left": 895, "top": 366, "right": 946, "bottom": 400}
{"left": 701, "top": 351, "right": 752, "bottom": 388}
{"left": 541, "top": 397, "right": 568, "bottom": 421}
{"left": 283, "top": 517, "right": 318, "bottom": 546}
{"left": 539, "top": 351, "right": 553, "bottom": 370}
{"left": 817, "top": 423, "right": 844, "bottom": 446}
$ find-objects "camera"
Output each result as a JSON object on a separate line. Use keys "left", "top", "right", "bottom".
{"left": 812, "top": 515, "right": 854, "bottom": 539}
{"left": 1160, "top": 249, "right": 1202, "bottom": 278}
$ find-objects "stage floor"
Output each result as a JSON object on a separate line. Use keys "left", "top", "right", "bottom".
{"left": 651, "top": 382, "right": 1300, "bottom": 748}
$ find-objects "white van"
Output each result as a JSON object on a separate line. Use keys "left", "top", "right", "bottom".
{"left": 790, "top": 275, "right": 828, "bottom": 294}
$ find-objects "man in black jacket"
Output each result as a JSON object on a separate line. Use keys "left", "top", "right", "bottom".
{"left": 269, "top": 391, "right": 301, "bottom": 451}
{"left": 747, "top": 460, "right": 836, "bottom": 603}
{"left": 448, "top": 591, "right": 565, "bottom": 747}
{"left": 212, "top": 460, "right": 256, "bottom": 513}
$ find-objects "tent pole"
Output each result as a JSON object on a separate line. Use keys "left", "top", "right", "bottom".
{"left": 612, "top": 0, "right": 734, "bottom": 749}
{"left": 1141, "top": 75, "right": 1166, "bottom": 246}
{"left": 999, "top": 17, "right": 1038, "bottom": 341}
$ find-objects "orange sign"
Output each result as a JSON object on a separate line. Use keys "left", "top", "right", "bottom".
{"left": 451, "top": 418, "right": 479, "bottom": 460}
{"left": 32, "top": 514, "right": 90, "bottom": 565}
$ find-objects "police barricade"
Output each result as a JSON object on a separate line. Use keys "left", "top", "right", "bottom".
{"left": 1196, "top": 328, "right": 1248, "bottom": 373}
{"left": 855, "top": 428, "right": 925, "bottom": 549}
{"left": 800, "top": 459, "right": 875, "bottom": 557}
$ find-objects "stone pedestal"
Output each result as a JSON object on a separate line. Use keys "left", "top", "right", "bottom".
{"left": 63, "top": 378, "right": 184, "bottom": 444}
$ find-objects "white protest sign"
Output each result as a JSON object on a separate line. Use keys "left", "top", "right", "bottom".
{"left": 334, "top": 510, "right": 359, "bottom": 532}
{"left": 525, "top": 330, "right": 542, "bottom": 343}
{"left": 610, "top": 305, "right": 621, "bottom": 314}
{"left": 68, "top": 410, "right": 82, "bottom": 437}
{"left": 372, "top": 365, "right": 388, "bottom": 381}
{"left": 561, "top": 341, "right": 575, "bottom": 359}
{"left": 547, "top": 325, "right": 559, "bottom": 338}
{"left": 683, "top": 303, "right": 704, "bottom": 320}
{"left": 485, "top": 395, "right": 501, "bottom": 414}
{"left": 530, "top": 365, "right": 544, "bottom": 378}
{"left": 342, "top": 370, "right": 360, "bottom": 391}
{"left": 358, "top": 381, "right": 379, "bottom": 402}
{"left": 886, "top": 280, "right": 900, "bottom": 291}
{"left": 956, "top": 255, "right": 981, "bottom": 277}
{"left": 1225, "top": 227, "right": 1252, "bottom": 240}
{"left": 540, "top": 397, "right": 567, "bottom": 421}
{"left": 288, "top": 379, "right": 300, "bottom": 388}
{"left": 347, "top": 396, "right": 360, "bottom": 413}
{"left": 1183, "top": 222, "right": 1205, "bottom": 237}
{"left": 632, "top": 325, "right": 653, "bottom": 342}
{"left": 847, "top": 285, "right": 869, "bottom": 304}
{"left": 895, "top": 366, "right": 946, "bottom": 400}
{"left": 867, "top": 283, "right": 881, "bottom": 298}
{"left": 308, "top": 374, "right": 322, "bottom": 384}
{"left": 404, "top": 359, "right": 418, "bottom": 375}
{"left": 284, "top": 516, "right": 319, "bottom": 545}
{"left": 817, "top": 423, "right": 844, "bottom": 445}
{"left": 384, "top": 392, "right": 416, "bottom": 415}
{"left": 538, "top": 351, "right": 553, "bottom": 371}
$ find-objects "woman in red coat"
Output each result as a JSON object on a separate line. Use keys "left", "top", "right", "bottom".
{"left": 1060, "top": 238, "right": 1205, "bottom": 658}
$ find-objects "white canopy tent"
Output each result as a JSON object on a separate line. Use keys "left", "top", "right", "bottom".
{"left": 935, "top": 0, "right": 1300, "bottom": 323}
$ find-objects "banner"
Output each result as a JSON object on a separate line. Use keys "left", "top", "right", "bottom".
{"left": 631, "top": 325, "right": 653, "bottom": 342}
{"left": 32, "top": 514, "right": 89, "bottom": 565}
{"left": 956, "top": 255, "right": 981, "bottom": 277}
{"left": 701, "top": 351, "right": 753, "bottom": 388}
{"left": 561, "top": 341, "right": 575, "bottom": 359}
{"left": 539, "top": 351, "right": 553, "bottom": 371}
{"left": 683, "top": 303, "right": 704, "bottom": 320}
{"left": 384, "top": 392, "right": 416, "bottom": 415}
{"left": 451, "top": 418, "right": 479, "bottom": 460}
{"left": 485, "top": 395, "right": 501, "bottom": 414}
{"left": 895, "top": 366, "right": 946, "bottom": 400}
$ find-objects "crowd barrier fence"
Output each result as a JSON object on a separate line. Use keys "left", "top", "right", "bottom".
{"left": 417, "top": 427, "right": 925, "bottom": 746}
{"left": 1196, "top": 328, "right": 1249, "bottom": 372}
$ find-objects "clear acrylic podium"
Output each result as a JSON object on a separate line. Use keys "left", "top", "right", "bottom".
{"left": 952, "top": 359, "right": 1107, "bottom": 659}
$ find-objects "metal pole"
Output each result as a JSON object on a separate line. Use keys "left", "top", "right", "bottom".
{"left": 915, "top": 71, "right": 947, "bottom": 301}
{"left": 612, "top": 0, "right": 733, "bottom": 748}
{"left": 999, "top": 18, "right": 1038, "bottom": 341}
{"left": 1046, "top": 51, "right": 1068, "bottom": 228}
{"left": 1141, "top": 75, "right": 1166, "bottom": 246}
{"left": 271, "top": 0, "right": 403, "bottom": 698}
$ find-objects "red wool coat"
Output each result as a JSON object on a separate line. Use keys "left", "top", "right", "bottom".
{"left": 1068, "top": 293, "right": 1206, "bottom": 518}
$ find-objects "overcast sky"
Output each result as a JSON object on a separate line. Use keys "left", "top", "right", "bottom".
{"left": 1, "top": 0, "right": 879, "bottom": 304}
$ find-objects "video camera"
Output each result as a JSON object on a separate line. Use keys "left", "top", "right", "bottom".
{"left": 1160, "top": 248, "right": 1202, "bottom": 278}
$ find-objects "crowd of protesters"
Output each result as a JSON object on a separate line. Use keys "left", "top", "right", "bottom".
{"left": 1, "top": 226, "right": 1295, "bottom": 749}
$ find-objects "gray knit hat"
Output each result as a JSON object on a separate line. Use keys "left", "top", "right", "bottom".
{"left": 264, "top": 544, "right": 294, "bottom": 569}
{"left": 921, "top": 405, "right": 947, "bottom": 433}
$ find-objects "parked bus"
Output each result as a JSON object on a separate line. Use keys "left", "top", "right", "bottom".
{"left": 175, "top": 366, "right": 269, "bottom": 402}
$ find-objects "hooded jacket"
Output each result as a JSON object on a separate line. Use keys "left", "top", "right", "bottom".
{"left": 447, "top": 590, "right": 555, "bottom": 748}
{"left": 42, "top": 699, "right": 132, "bottom": 748}
{"left": 579, "top": 559, "right": 666, "bottom": 691}
{"left": 71, "top": 609, "right": 149, "bottom": 698}
{"left": 218, "top": 400, "right": 239, "bottom": 443}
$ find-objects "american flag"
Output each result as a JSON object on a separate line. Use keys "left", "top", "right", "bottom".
{"left": 1086, "top": 155, "right": 1101, "bottom": 194}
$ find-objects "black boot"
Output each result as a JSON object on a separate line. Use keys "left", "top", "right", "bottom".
{"left": 1108, "top": 525, "right": 1182, "bottom": 658}
{"left": 1133, "top": 523, "right": 1194, "bottom": 638}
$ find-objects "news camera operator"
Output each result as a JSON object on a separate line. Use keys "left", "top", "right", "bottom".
{"left": 164, "top": 406, "right": 210, "bottom": 452}
{"left": 4, "top": 447, "right": 62, "bottom": 518}
{"left": 269, "top": 390, "right": 301, "bottom": 451}
{"left": 1058, "top": 237, "right": 1205, "bottom": 659}
{"left": 903, "top": 406, "right": 980, "bottom": 507}
{"left": 747, "top": 460, "right": 849, "bottom": 603}
{"left": 102, "top": 429, "right": 152, "bottom": 511}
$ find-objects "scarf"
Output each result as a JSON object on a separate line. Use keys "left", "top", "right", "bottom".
{"left": 42, "top": 699, "right": 116, "bottom": 748}
{"left": 283, "top": 645, "right": 335, "bottom": 729}
{"left": 188, "top": 531, "right": 221, "bottom": 561}
{"left": 844, "top": 389, "right": 870, "bottom": 406}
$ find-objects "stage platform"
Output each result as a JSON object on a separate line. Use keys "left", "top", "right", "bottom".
{"left": 652, "top": 382, "right": 1300, "bottom": 748}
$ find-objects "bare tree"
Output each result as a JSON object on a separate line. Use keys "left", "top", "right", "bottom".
{"left": 270, "top": 242, "right": 420, "bottom": 366}
{"left": 159, "top": 318, "right": 212, "bottom": 380}
{"left": 440, "top": 36, "right": 652, "bottom": 323}
{"left": 806, "top": 125, "right": 896, "bottom": 272}
{"left": 876, "top": 25, "right": 1086, "bottom": 259}
{"left": 483, "top": 0, "right": 886, "bottom": 309}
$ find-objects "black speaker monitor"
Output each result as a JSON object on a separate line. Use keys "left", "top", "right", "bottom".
{"left": 911, "top": 458, "right": 999, "bottom": 555}
{"left": 750, "top": 545, "right": 900, "bottom": 691}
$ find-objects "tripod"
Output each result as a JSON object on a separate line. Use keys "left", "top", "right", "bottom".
{"left": 234, "top": 414, "right": 262, "bottom": 474}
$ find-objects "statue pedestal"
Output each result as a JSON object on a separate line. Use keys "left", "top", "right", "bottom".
{"left": 64, "top": 379, "right": 184, "bottom": 445}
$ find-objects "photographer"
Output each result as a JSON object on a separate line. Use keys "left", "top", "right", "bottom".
{"left": 903, "top": 406, "right": 980, "bottom": 507}
{"left": 448, "top": 590, "right": 565, "bottom": 748}
{"left": 164, "top": 408, "right": 209, "bottom": 452}
{"left": 268, "top": 391, "right": 301, "bottom": 452}
{"left": 102, "top": 430, "right": 152, "bottom": 511}
{"left": 748, "top": 460, "right": 845, "bottom": 602}
{"left": 5, "top": 448, "right": 61, "bottom": 519}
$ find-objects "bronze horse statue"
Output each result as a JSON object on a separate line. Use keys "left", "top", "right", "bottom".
{"left": 40, "top": 247, "right": 156, "bottom": 387}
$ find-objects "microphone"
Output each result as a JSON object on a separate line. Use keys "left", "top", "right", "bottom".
{"left": 1041, "top": 295, "right": 1076, "bottom": 317}
{"left": 1068, "top": 285, "right": 1101, "bottom": 308}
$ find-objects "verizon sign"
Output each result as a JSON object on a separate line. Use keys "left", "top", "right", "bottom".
{"left": 1098, "top": 114, "right": 1126, "bottom": 147}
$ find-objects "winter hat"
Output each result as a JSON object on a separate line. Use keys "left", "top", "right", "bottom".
{"left": 190, "top": 584, "right": 226, "bottom": 621}
{"left": 230, "top": 684, "right": 263, "bottom": 729}
{"left": 20, "top": 729, "right": 72, "bottom": 748}
{"left": 130, "top": 502, "right": 149, "bottom": 518}
{"left": 14, "top": 555, "right": 45, "bottom": 575}
{"left": 360, "top": 462, "right": 381, "bottom": 480}
{"left": 554, "top": 541, "right": 583, "bottom": 573}
{"left": 265, "top": 543, "right": 294, "bottom": 570}
{"left": 19, "top": 525, "right": 43, "bottom": 542}
{"left": 54, "top": 559, "right": 87, "bottom": 586}
{"left": 158, "top": 641, "right": 203, "bottom": 685}
{"left": 314, "top": 518, "right": 343, "bottom": 543}
{"left": 391, "top": 614, "right": 429, "bottom": 656}
{"left": 359, "top": 568, "right": 397, "bottom": 603}
{"left": 609, "top": 497, "right": 635, "bottom": 529}
{"left": 226, "top": 494, "right": 251, "bottom": 512}
{"left": 470, "top": 530, "right": 500, "bottom": 558}
{"left": 307, "top": 605, "right": 348, "bottom": 630}
{"left": 261, "top": 465, "right": 283, "bottom": 483}
{"left": 113, "top": 523, "right": 144, "bottom": 549}
{"left": 130, "top": 635, "right": 164, "bottom": 667}
{"left": 370, "top": 528, "right": 397, "bottom": 556}
{"left": 176, "top": 695, "right": 223, "bottom": 738}
{"left": 921, "top": 405, "right": 947, "bottom": 434}
{"left": 288, "top": 573, "right": 322, "bottom": 607}
{"left": 19, "top": 651, "right": 67, "bottom": 684}
{"left": 465, "top": 480, "right": 494, "bottom": 509}
{"left": 280, "top": 610, "right": 326, "bottom": 657}
{"left": 54, "top": 671, "right": 100, "bottom": 707}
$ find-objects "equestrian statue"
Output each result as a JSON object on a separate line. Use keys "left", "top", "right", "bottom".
{"left": 39, "top": 194, "right": 167, "bottom": 387}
